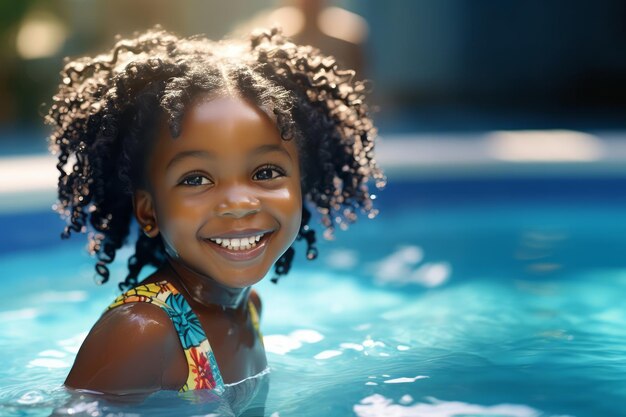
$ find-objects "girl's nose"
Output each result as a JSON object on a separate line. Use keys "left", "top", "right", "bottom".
{"left": 215, "top": 187, "right": 261, "bottom": 218}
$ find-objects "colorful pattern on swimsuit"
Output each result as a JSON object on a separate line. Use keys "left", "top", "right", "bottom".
{"left": 106, "top": 280, "right": 262, "bottom": 393}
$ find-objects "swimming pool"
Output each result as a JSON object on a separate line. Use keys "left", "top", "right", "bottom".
{"left": 1, "top": 176, "right": 625, "bottom": 417}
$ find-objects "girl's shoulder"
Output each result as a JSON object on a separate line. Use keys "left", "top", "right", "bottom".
{"left": 65, "top": 293, "right": 187, "bottom": 394}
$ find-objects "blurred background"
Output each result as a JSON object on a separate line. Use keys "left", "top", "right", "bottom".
{"left": 2, "top": 0, "right": 626, "bottom": 209}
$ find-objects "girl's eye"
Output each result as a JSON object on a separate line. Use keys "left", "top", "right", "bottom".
{"left": 180, "top": 174, "right": 212, "bottom": 186}
{"left": 253, "top": 165, "right": 285, "bottom": 181}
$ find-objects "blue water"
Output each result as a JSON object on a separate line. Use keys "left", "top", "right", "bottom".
{"left": 1, "top": 179, "right": 626, "bottom": 417}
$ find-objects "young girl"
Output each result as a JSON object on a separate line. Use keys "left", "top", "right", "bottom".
{"left": 46, "top": 27, "right": 384, "bottom": 398}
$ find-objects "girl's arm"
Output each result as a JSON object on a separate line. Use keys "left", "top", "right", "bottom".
{"left": 65, "top": 303, "right": 185, "bottom": 395}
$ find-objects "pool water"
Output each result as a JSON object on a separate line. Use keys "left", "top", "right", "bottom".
{"left": 1, "top": 179, "right": 625, "bottom": 417}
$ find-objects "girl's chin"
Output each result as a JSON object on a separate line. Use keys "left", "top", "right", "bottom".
{"left": 165, "top": 255, "right": 269, "bottom": 289}
{"left": 209, "top": 277, "right": 264, "bottom": 290}
{"left": 208, "top": 267, "right": 269, "bottom": 288}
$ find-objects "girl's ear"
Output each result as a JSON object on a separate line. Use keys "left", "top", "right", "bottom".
{"left": 133, "top": 189, "right": 159, "bottom": 238}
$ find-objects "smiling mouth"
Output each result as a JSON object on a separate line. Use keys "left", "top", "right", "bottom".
{"left": 208, "top": 232, "right": 267, "bottom": 251}
{"left": 204, "top": 231, "right": 274, "bottom": 261}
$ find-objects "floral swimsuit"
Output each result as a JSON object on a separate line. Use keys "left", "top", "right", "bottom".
{"left": 106, "top": 280, "right": 262, "bottom": 393}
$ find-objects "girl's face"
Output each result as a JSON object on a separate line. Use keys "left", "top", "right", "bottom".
{"left": 136, "top": 95, "right": 302, "bottom": 288}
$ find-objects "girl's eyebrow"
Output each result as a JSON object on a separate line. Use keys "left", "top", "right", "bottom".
{"left": 166, "top": 144, "right": 292, "bottom": 170}
{"left": 166, "top": 150, "right": 214, "bottom": 170}
{"left": 251, "top": 144, "right": 292, "bottom": 161}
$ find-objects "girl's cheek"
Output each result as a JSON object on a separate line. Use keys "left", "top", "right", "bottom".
{"left": 267, "top": 185, "right": 302, "bottom": 212}
{"left": 156, "top": 199, "right": 204, "bottom": 235}
{"left": 267, "top": 186, "right": 300, "bottom": 201}
{"left": 268, "top": 186, "right": 302, "bottom": 235}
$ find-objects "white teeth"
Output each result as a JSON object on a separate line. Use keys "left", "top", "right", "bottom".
{"left": 209, "top": 232, "right": 266, "bottom": 250}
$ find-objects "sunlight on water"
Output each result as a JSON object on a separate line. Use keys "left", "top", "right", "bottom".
{"left": 354, "top": 394, "right": 550, "bottom": 417}
{"left": 264, "top": 329, "right": 325, "bottom": 355}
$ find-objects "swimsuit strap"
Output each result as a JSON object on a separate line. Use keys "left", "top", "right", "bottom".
{"left": 248, "top": 300, "right": 263, "bottom": 345}
{"left": 106, "top": 280, "right": 224, "bottom": 393}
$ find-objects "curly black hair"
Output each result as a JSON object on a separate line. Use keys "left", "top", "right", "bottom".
{"left": 46, "top": 27, "right": 385, "bottom": 291}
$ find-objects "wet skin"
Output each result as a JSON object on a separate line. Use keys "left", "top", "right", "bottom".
{"left": 64, "top": 96, "right": 302, "bottom": 394}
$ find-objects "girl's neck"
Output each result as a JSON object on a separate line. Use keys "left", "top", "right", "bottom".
{"left": 163, "top": 260, "right": 251, "bottom": 311}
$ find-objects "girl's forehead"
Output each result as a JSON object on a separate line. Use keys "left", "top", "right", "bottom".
{"left": 175, "top": 96, "right": 281, "bottom": 146}
{"left": 149, "top": 96, "right": 297, "bottom": 167}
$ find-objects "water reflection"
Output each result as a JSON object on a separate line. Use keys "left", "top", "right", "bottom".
{"left": 264, "top": 329, "right": 325, "bottom": 355}
{"left": 516, "top": 230, "right": 568, "bottom": 276}
{"left": 354, "top": 394, "right": 544, "bottom": 417}
{"left": 367, "top": 246, "right": 452, "bottom": 288}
